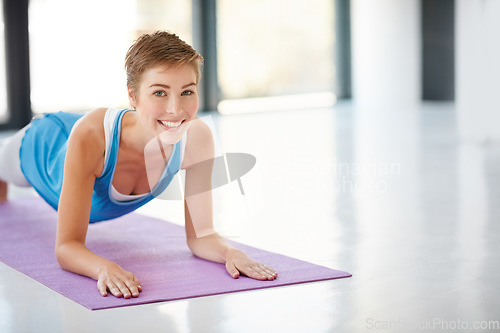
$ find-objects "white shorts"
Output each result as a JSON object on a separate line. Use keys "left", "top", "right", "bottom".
{"left": 0, "top": 124, "right": 31, "bottom": 187}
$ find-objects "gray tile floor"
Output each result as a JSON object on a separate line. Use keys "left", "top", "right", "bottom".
{"left": 1, "top": 101, "right": 499, "bottom": 332}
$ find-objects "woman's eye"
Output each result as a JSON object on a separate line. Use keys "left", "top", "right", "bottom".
{"left": 154, "top": 91, "right": 166, "bottom": 97}
{"left": 181, "top": 90, "right": 194, "bottom": 96}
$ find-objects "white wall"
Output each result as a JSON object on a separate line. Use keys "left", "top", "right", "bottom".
{"left": 351, "top": 0, "right": 421, "bottom": 109}
{"left": 456, "top": 0, "right": 500, "bottom": 143}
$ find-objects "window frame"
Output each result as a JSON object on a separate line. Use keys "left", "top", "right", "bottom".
{"left": 1, "top": 0, "right": 350, "bottom": 130}
{"left": 0, "top": 0, "right": 32, "bottom": 130}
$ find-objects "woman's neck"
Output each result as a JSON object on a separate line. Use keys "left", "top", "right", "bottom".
{"left": 120, "top": 111, "right": 153, "bottom": 154}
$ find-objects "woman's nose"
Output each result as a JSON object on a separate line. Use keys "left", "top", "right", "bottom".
{"left": 166, "top": 96, "right": 181, "bottom": 114}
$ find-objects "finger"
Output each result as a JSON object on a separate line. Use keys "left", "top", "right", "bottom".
{"left": 107, "top": 282, "right": 123, "bottom": 298}
{"left": 225, "top": 261, "right": 240, "bottom": 279}
{"left": 253, "top": 265, "right": 276, "bottom": 281}
{"left": 133, "top": 277, "right": 143, "bottom": 292}
{"left": 262, "top": 264, "right": 277, "bottom": 275}
{"left": 260, "top": 265, "right": 278, "bottom": 280}
{"left": 242, "top": 266, "right": 268, "bottom": 281}
{"left": 97, "top": 280, "right": 108, "bottom": 297}
{"left": 248, "top": 264, "right": 272, "bottom": 280}
{"left": 115, "top": 282, "right": 132, "bottom": 299}
{"left": 125, "top": 280, "right": 140, "bottom": 298}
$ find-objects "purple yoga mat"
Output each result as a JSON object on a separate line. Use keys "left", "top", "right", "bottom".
{"left": 0, "top": 198, "right": 351, "bottom": 310}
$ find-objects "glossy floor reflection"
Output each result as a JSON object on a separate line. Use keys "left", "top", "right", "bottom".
{"left": 1, "top": 101, "right": 499, "bottom": 332}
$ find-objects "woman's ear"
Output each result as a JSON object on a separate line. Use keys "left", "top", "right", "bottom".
{"left": 128, "top": 86, "right": 137, "bottom": 109}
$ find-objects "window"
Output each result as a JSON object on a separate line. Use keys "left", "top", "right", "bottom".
{"left": 28, "top": 0, "right": 192, "bottom": 114}
{"left": 216, "top": 0, "right": 336, "bottom": 113}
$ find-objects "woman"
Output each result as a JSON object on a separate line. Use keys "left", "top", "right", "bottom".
{"left": 0, "top": 31, "right": 277, "bottom": 299}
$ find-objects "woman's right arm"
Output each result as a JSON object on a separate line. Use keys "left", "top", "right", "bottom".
{"left": 55, "top": 108, "right": 141, "bottom": 299}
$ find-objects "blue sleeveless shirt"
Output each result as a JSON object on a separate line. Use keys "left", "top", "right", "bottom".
{"left": 20, "top": 109, "right": 182, "bottom": 223}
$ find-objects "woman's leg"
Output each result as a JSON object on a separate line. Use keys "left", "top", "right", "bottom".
{"left": 0, "top": 135, "right": 9, "bottom": 201}
{"left": 0, "top": 180, "right": 6, "bottom": 202}
{"left": 0, "top": 124, "right": 32, "bottom": 201}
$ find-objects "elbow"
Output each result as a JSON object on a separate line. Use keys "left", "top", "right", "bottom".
{"left": 186, "top": 237, "right": 206, "bottom": 259}
{"left": 186, "top": 238, "right": 197, "bottom": 255}
{"left": 54, "top": 242, "right": 71, "bottom": 270}
{"left": 54, "top": 243, "right": 65, "bottom": 267}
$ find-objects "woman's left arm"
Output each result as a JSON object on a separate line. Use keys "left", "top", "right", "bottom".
{"left": 183, "top": 120, "right": 277, "bottom": 281}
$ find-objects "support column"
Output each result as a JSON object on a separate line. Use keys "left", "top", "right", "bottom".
{"left": 1, "top": 0, "right": 31, "bottom": 130}
{"left": 456, "top": 0, "right": 500, "bottom": 142}
{"left": 192, "top": 0, "right": 219, "bottom": 112}
{"left": 351, "top": 0, "right": 421, "bottom": 109}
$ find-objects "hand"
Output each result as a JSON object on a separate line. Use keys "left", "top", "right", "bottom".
{"left": 96, "top": 262, "right": 142, "bottom": 298}
{"left": 225, "top": 249, "right": 278, "bottom": 281}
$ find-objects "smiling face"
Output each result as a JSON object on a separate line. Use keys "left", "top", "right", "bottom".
{"left": 128, "top": 63, "right": 199, "bottom": 144}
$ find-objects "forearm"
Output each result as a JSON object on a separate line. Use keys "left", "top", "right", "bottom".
{"left": 187, "top": 232, "right": 237, "bottom": 264}
{"left": 55, "top": 240, "right": 113, "bottom": 280}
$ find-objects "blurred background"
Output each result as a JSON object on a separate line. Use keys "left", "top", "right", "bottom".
{"left": 0, "top": 0, "right": 498, "bottom": 142}
{"left": 1, "top": 0, "right": 498, "bottom": 142}
{"left": 0, "top": 0, "right": 336, "bottom": 120}
{"left": 1, "top": 1, "right": 500, "bottom": 332}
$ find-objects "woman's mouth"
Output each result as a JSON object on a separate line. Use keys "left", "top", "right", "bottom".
{"left": 158, "top": 119, "right": 185, "bottom": 131}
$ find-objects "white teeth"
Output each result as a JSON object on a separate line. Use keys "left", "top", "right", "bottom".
{"left": 160, "top": 120, "right": 182, "bottom": 128}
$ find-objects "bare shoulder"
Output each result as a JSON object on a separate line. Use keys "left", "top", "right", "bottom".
{"left": 69, "top": 107, "right": 107, "bottom": 146}
{"left": 66, "top": 107, "right": 108, "bottom": 177}
{"left": 181, "top": 117, "right": 215, "bottom": 170}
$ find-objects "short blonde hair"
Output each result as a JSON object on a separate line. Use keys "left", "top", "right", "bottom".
{"left": 125, "top": 31, "right": 204, "bottom": 93}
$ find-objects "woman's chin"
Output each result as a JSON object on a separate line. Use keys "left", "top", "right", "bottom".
{"left": 156, "top": 121, "right": 191, "bottom": 145}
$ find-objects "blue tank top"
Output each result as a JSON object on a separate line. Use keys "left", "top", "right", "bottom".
{"left": 20, "top": 109, "right": 182, "bottom": 223}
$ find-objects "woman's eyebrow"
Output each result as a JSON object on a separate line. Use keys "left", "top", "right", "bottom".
{"left": 182, "top": 83, "right": 196, "bottom": 89}
{"left": 149, "top": 83, "right": 196, "bottom": 89}
{"left": 149, "top": 83, "right": 170, "bottom": 89}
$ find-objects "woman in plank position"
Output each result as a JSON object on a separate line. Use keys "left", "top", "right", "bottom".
{"left": 0, "top": 31, "right": 277, "bottom": 298}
